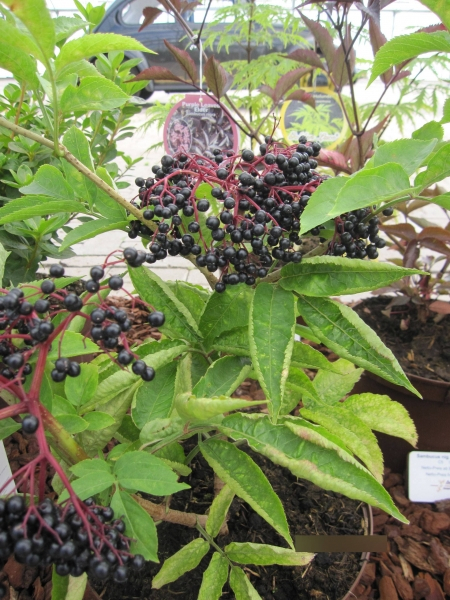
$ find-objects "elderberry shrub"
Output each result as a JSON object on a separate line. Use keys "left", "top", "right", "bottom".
{"left": 0, "top": 495, "right": 145, "bottom": 583}
{"left": 129, "top": 137, "right": 385, "bottom": 293}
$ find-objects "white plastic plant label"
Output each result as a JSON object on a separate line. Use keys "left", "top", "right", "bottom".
{"left": 0, "top": 441, "right": 15, "bottom": 495}
{"left": 408, "top": 451, "right": 450, "bottom": 502}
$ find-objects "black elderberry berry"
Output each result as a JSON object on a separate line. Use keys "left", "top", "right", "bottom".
{"left": 19, "top": 302, "right": 33, "bottom": 315}
{"left": 86, "top": 280, "right": 100, "bottom": 293}
{"left": 91, "top": 326, "right": 103, "bottom": 341}
{"left": 215, "top": 282, "right": 226, "bottom": 293}
{"left": 228, "top": 273, "right": 239, "bottom": 285}
{"left": 40, "top": 280, "right": 55, "bottom": 294}
{"left": 7, "top": 496, "right": 25, "bottom": 515}
{"left": 68, "top": 362, "right": 81, "bottom": 377}
{"left": 141, "top": 366, "right": 155, "bottom": 381}
{"left": 206, "top": 216, "right": 220, "bottom": 230}
{"left": 132, "top": 360, "right": 146, "bottom": 376}
{"left": 34, "top": 299, "right": 50, "bottom": 314}
{"left": 382, "top": 207, "right": 394, "bottom": 216}
{"left": 14, "top": 538, "right": 32, "bottom": 561}
{"left": 241, "top": 149, "right": 254, "bottom": 162}
{"left": 22, "top": 415, "right": 39, "bottom": 434}
{"left": 114, "top": 520, "right": 126, "bottom": 534}
{"left": 56, "top": 563, "right": 71, "bottom": 576}
{"left": 64, "top": 294, "right": 82, "bottom": 311}
{"left": 197, "top": 199, "right": 210, "bottom": 212}
{"left": 135, "top": 177, "right": 145, "bottom": 187}
{"left": 148, "top": 311, "right": 165, "bottom": 327}
{"left": 108, "top": 276, "right": 123, "bottom": 290}
{"left": 6, "top": 353, "right": 23, "bottom": 370}
{"left": 51, "top": 368, "right": 66, "bottom": 382}
{"left": 224, "top": 197, "right": 235, "bottom": 209}
{"left": 49, "top": 264, "right": 65, "bottom": 278}
{"left": 113, "top": 565, "right": 128, "bottom": 583}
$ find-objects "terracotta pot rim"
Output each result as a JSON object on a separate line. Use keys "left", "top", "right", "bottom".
{"left": 406, "top": 371, "right": 450, "bottom": 389}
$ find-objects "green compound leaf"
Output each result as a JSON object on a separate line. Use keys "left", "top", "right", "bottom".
{"left": 367, "top": 138, "right": 438, "bottom": 175}
{"left": 83, "top": 412, "right": 115, "bottom": 431}
{"left": 218, "top": 413, "right": 407, "bottom": 522}
{"left": 225, "top": 542, "right": 313, "bottom": 566}
{"left": 176, "top": 392, "right": 266, "bottom": 421}
{"left": 132, "top": 362, "right": 177, "bottom": 428}
{"left": 311, "top": 359, "right": 364, "bottom": 405}
{"left": 111, "top": 490, "right": 158, "bottom": 562}
{"left": 300, "top": 404, "right": 384, "bottom": 482}
{"left": 60, "top": 77, "right": 130, "bottom": 113}
{"left": 415, "top": 142, "right": 450, "bottom": 190}
{"left": 199, "top": 285, "right": 254, "bottom": 347}
{"left": 165, "top": 281, "right": 210, "bottom": 325}
{"left": 152, "top": 539, "right": 209, "bottom": 589}
{"left": 200, "top": 438, "right": 293, "bottom": 548}
{"left": 198, "top": 553, "right": 229, "bottom": 600}
{"left": 59, "top": 219, "right": 129, "bottom": 251}
{"left": 343, "top": 393, "right": 418, "bottom": 447}
{"left": 280, "top": 256, "right": 424, "bottom": 296}
{"left": 369, "top": 31, "right": 450, "bottom": 85}
{"left": 20, "top": 165, "right": 75, "bottom": 200}
{"left": 291, "top": 341, "right": 345, "bottom": 373}
{"left": 297, "top": 296, "right": 419, "bottom": 396}
{"left": 329, "top": 163, "right": 411, "bottom": 217}
{"left": 249, "top": 284, "right": 296, "bottom": 423}
{"left": 55, "top": 33, "right": 151, "bottom": 72}
{"left": 209, "top": 327, "right": 250, "bottom": 356}
{"left": 300, "top": 177, "right": 346, "bottom": 235}
{"left": 193, "top": 356, "right": 251, "bottom": 398}
{"left": 229, "top": 566, "right": 262, "bottom": 600}
{"left": 56, "top": 415, "right": 89, "bottom": 435}
{"left": 206, "top": 484, "right": 235, "bottom": 538}
{"left": 129, "top": 266, "right": 200, "bottom": 343}
{"left": 66, "top": 471, "right": 115, "bottom": 501}
{"left": 413, "top": 121, "right": 444, "bottom": 141}
{"left": 113, "top": 451, "right": 189, "bottom": 495}
{"left": 0, "top": 198, "right": 90, "bottom": 225}
{"left": 2, "top": 0, "right": 55, "bottom": 60}
{"left": 65, "top": 364, "right": 98, "bottom": 407}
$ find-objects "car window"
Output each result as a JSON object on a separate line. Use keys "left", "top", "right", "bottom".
{"left": 120, "top": 0, "right": 175, "bottom": 25}
{"left": 192, "top": 0, "right": 234, "bottom": 23}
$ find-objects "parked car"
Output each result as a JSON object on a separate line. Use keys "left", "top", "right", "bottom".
{"left": 94, "top": 0, "right": 311, "bottom": 98}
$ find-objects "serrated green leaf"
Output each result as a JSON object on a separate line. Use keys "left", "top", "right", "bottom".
{"left": 199, "top": 286, "right": 254, "bottom": 347}
{"left": 249, "top": 284, "right": 295, "bottom": 423}
{"left": 83, "top": 412, "right": 115, "bottom": 431}
{"left": 291, "top": 342, "right": 344, "bottom": 373}
{"left": 95, "top": 167, "right": 126, "bottom": 220}
{"left": 59, "top": 218, "right": 128, "bottom": 251}
{"left": 152, "top": 539, "right": 209, "bottom": 589}
{"left": 65, "top": 364, "right": 98, "bottom": 407}
{"left": 329, "top": 163, "right": 411, "bottom": 217}
{"left": 0, "top": 42, "right": 39, "bottom": 87}
{"left": 210, "top": 327, "right": 250, "bottom": 356}
{"left": 0, "top": 18, "right": 42, "bottom": 62}
{"left": 300, "top": 177, "right": 346, "bottom": 235}
{"left": 297, "top": 296, "right": 419, "bottom": 396}
{"left": 200, "top": 438, "right": 293, "bottom": 547}
{"left": 52, "top": 395, "right": 76, "bottom": 417}
{"left": 132, "top": 362, "right": 177, "bottom": 428}
{"left": 193, "top": 356, "right": 251, "bottom": 398}
{"left": 20, "top": 165, "right": 75, "bottom": 200}
{"left": 129, "top": 266, "right": 200, "bottom": 343}
{"left": 60, "top": 467, "right": 114, "bottom": 502}
{"left": 369, "top": 31, "right": 450, "bottom": 85}
{"left": 413, "top": 122, "right": 444, "bottom": 141}
{"left": 229, "top": 567, "right": 262, "bottom": 600}
{"left": 198, "top": 553, "right": 229, "bottom": 600}
{"left": 111, "top": 490, "right": 158, "bottom": 562}
{"left": 415, "top": 142, "right": 450, "bottom": 190}
{"left": 218, "top": 412, "right": 407, "bottom": 522}
{"left": 154, "top": 442, "right": 185, "bottom": 464}
{"left": 311, "top": 360, "right": 364, "bottom": 404}
{"left": 2, "top": 0, "right": 54, "bottom": 60}
{"left": 113, "top": 451, "right": 189, "bottom": 495}
{"left": 61, "top": 127, "right": 97, "bottom": 208}
{"left": 368, "top": 138, "right": 437, "bottom": 175}
{"left": 61, "top": 76, "right": 129, "bottom": 113}
{"left": 225, "top": 542, "right": 313, "bottom": 566}
{"left": 56, "top": 414, "right": 89, "bottom": 434}
{"left": 0, "top": 418, "right": 21, "bottom": 440}
{"left": 70, "top": 458, "right": 111, "bottom": 478}
{"left": 166, "top": 281, "right": 210, "bottom": 324}
{"left": 206, "top": 484, "right": 235, "bottom": 538}
{"left": 300, "top": 404, "right": 384, "bottom": 482}
{"left": 343, "top": 393, "right": 418, "bottom": 446}
{"left": 139, "top": 416, "right": 185, "bottom": 445}
{"left": 55, "top": 33, "right": 152, "bottom": 72}
{"left": 285, "top": 366, "right": 321, "bottom": 404}
{"left": 176, "top": 392, "right": 265, "bottom": 421}
{"left": 0, "top": 198, "right": 89, "bottom": 225}
{"left": 47, "top": 332, "right": 99, "bottom": 361}
{"left": 53, "top": 16, "right": 89, "bottom": 44}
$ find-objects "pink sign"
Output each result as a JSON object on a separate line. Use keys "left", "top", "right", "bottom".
{"left": 163, "top": 93, "right": 239, "bottom": 156}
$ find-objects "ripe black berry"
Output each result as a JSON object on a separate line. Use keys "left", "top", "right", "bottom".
{"left": 108, "top": 276, "right": 123, "bottom": 290}
{"left": 34, "top": 299, "right": 49, "bottom": 313}
{"left": 68, "top": 362, "right": 81, "bottom": 377}
{"left": 141, "top": 366, "right": 155, "bottom": 381}
{"left": 90, "top": 266, "right": 105, "bottom": 281}
{"left": 86, "top": 280, "right": 100, "bottom": 293}
{"left": 197, "top": 199, "right": 210, "bottom": 212}
{"left": 40, "top": 280, "right": 55, "bottom": 294}
{"left": 22, "top": 415, "right": 39, "bottom": 434}
{"left": 49, "top": 264, "right": 65, "bottom": 278}
{"left": 64, "top": 294, "right": 82, "bottom": 312}
{"left": 148, "top": 311, "right": 165, "bottom": 327}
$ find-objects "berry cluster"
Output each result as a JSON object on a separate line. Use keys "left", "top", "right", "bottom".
{"left": 0, "top": 494, "right": 144, "bottom": 591}
{"left": 130, "top": 136, "right": 323, "bottom": 292}
{"left": 328, "top": 211, "right": 387, "bottom": 259}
